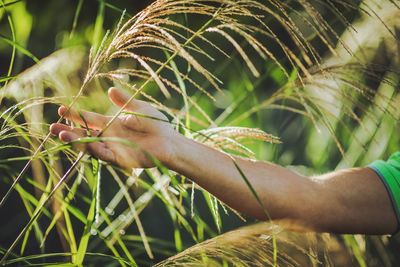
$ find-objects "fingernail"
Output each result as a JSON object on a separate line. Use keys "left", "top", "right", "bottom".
{"left": 49, "top": 124, "right": 56, "bottom": 135}
{"left": 60, "top": 132, "right": 72, "bottom": 142}
{"left": 58, "top": 106, "right": 66, "bottom": 116}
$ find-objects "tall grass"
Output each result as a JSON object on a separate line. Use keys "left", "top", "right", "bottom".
{"left": 0, "top": 0, "right": 399, "bottom": 266}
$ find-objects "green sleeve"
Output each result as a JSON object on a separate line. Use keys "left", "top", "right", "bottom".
{"left": 368, "top": 152, "right": 400, "bottom": 225}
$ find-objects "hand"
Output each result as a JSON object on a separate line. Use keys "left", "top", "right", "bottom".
{"left": 50, "top": 87, "right": 178, "bottom": 169}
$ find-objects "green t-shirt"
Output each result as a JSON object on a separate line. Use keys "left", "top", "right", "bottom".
{"left": 369, "top": 152, "right": 400, "bottom": 225}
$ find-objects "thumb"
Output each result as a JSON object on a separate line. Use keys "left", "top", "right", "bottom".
{"left": 108, "top": 87, "right": 132, "bottom": 109}
{"left": 108, "top": 87, "right": 157, "bottom": 115}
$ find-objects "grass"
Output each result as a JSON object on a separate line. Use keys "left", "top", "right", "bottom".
{"left": 0, "top": 0, "right": 399, "bottom": 266}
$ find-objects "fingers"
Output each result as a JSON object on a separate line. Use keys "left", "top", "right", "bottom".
{"left": 58, "top": 106, "right": 110, "bottom": 130}
{"left": 53, "top": 126, "right": 116, "bottom": 164}
{"left": 86, "top": 142, "right": 116, "bottom": 164}
{"left": 108, "top": 87, "right": 168, "bottom": 132}
{"left": 108, "top": 87, "right": 154, "bottom": 113}
{"left": 58, "top": 130, "right": 83, "bottom": 143}
{"left": 50, "top": 123, "right": 99, "bottom": 137}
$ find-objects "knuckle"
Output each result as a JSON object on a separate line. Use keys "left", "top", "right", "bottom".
{"left": 120, "top": 116, "right": 131, "bottom": 126}
{"left": 121, "top": 115, "right": 142, "bottom": 130}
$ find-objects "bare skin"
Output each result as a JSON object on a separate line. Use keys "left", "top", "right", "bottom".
{"left": 50, "top": 87, "right": 398, "bottom": 235}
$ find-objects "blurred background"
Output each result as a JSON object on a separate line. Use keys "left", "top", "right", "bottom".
{"left": 0, "top": 0, "right": 399, "bottom": 266}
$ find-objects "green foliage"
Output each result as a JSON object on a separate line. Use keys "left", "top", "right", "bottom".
{"left": 0, "top": 0, "right": 399, "bottom": 266}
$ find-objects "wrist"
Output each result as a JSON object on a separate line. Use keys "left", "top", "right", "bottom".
{"left": 158, "top": 133, "right": 184, "bottom": 168}
{"left": 160, "top": 133, "right": 192, "bottom": 171}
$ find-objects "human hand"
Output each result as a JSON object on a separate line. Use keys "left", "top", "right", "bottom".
{"left": 50, "top": 87, "right": 178, "bottom": 169}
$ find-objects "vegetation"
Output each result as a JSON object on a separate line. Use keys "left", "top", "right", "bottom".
{"left": 0, "top": 0, "right": 399, "bottom": 266}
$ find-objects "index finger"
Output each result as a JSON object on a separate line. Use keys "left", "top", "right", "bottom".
{"left": 58, "top": 106, "right": 110, "bottom": 130}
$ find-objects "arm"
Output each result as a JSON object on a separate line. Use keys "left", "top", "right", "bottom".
{"left": 168, "top": 135, "right": 397, "bottom": 234}
{"left": 50, "top": 88, "right": 398, "bottom": 235}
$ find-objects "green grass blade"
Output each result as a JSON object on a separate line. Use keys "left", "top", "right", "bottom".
{"left": 0, "top": 34, "right": 39, "bottom": 63}
{"left": 0, "top": 0, "right": 16, "bottom": 88}
{"left": 75, "top": 159, "right": 99, "bottom": 266}
{"left": 343, "top": 235, "right": 367, "bottom": 267}
{"left": 1, "top": 0, "right": 22, "bottom": 7}
{"left": 0, "top": 76, "right": 15, "bottom": 83}
{"left": 92, "top": 0, "right": 105, "bottom": 50}
{"left": 75, "top": 191, "right": 96, "bottom": 266}
{"left": 0, "top": 153, "right": 84, "bottom": 265}
{"left": 69, "top": 0, "right": 84, "bottom": 38}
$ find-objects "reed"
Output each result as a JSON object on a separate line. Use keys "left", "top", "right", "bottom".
{"left": 0, "top": 0, "right": 399, "bottom": 266}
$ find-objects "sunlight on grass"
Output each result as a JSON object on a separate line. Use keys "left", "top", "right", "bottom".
{"left": 0, "top": 0, "right": 399, "bottom": 266}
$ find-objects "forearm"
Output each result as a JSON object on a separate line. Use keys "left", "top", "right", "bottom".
{"left": 164, "top": 134, "right": 398, "bottom": 234}
{"left": 165, "top": 134, "right": 316, "bottom": 222}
